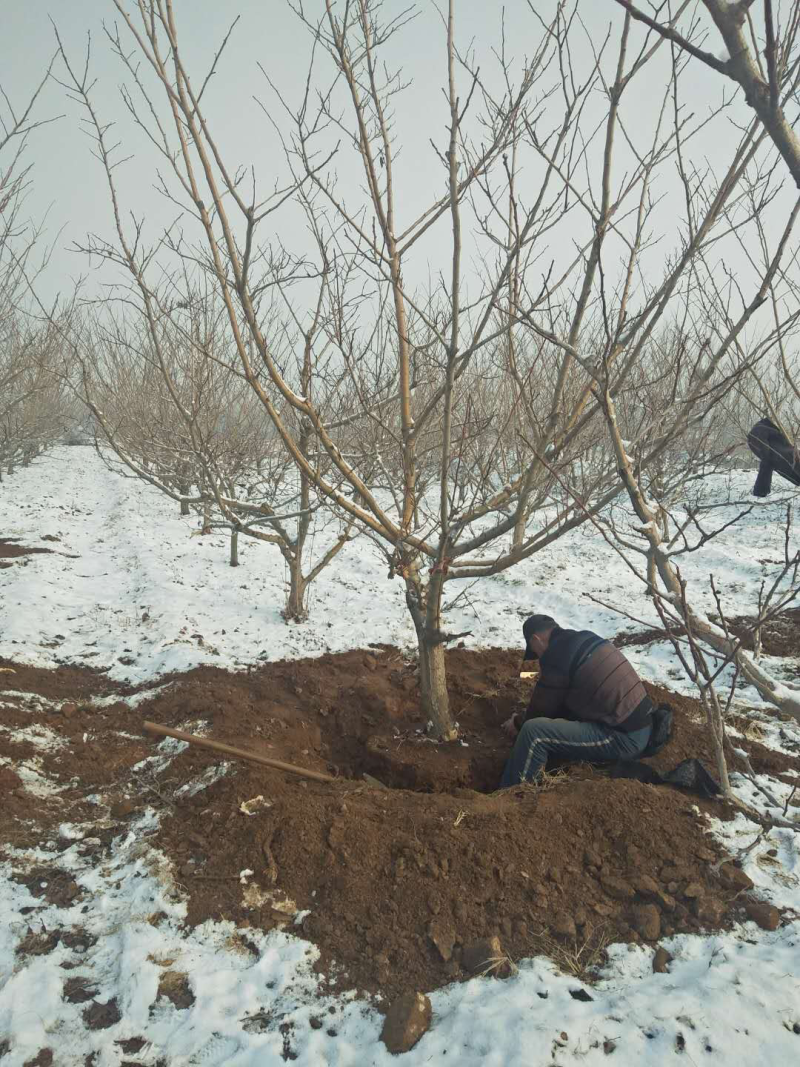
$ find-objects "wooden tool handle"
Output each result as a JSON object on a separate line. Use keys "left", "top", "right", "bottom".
{"left": 142, "top": 720, "right": 336, "bottom": 784}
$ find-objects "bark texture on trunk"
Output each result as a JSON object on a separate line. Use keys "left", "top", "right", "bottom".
{"left": 405, "top": 566, "right": 458, "bottom": 740}
{"left": 417, "top": 637, "right": 456, "bottom": 741}
{"left": 284, "top": 559, "right": 307, "bottom": 621}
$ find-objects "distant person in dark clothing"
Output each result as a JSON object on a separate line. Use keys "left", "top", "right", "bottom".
{"left": 747, "top": 417, "right": 800, "bottom": 497}
{"left": 499, "top": 614, "right": 654, "bottom": 788}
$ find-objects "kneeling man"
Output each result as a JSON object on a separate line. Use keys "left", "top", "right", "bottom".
{"left": 500, "top": 614, "right": 654, "bottom": 788}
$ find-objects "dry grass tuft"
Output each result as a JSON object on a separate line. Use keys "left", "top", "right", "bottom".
{"left": 530, "top": 923, "right": 611, "bottom": 983}
{"left": 477, "top": 954, "right": 519, "bottom": 979}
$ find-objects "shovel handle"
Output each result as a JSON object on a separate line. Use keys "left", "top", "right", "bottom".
{"left": 142, "top": 720, "right": 336, "bottom": 784}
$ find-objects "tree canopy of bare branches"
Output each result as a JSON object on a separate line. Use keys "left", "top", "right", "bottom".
{"left": 52, "top": 0, "right": 800, "bottom": 738}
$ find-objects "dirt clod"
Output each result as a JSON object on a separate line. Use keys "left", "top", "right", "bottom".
{"left": 719, "top": 864, "right": 754, "bottom": 891}
{"left": 64, "top": 977, "right": 99, "bottom": 1004}
{"left": 380, "top": 992, "right": 432, "bottom": 1054}
{"left": 744, "top": 900, "right": 781, "bottom": 931}
{"left": 552, "top": 913, "right": 577, "bottom": 940}
{"left": 683, "top": 882, "right": 705, "bottom": 899}
{"left": 652, "top": 946, "right": 673, "bottom": 973}
{"left": 694, "top": 897, "right": 726, "bottom": 926}
{"left": 570, "top": 988, "right": 593, "bottom": 1002}
{"left": 462, "top": 936, "right": 504, "bottom": 973}
{"left": 601, "top": 877, "right": 635, "bottom": 902}
{"left": 83, "top": 998, "right": 121, "bottom": 1031}
{"left": 23, "top": 1050, "right": 53, "bottom": 1067}
{"left": 631, "top": 904, "right": 661, "bottom": 941}
{"left": 428, "top": 919, "right": 456, "bottom": 962}
{"left": 115, "top": 1038, "right": 147, "bottom": 1054}
{"left": 157, "top": 971, "right": 195, "bottom": 1010}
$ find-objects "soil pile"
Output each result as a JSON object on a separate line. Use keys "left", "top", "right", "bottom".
{"left": 3, "top": 646, "right": 799, "bottom": 1001}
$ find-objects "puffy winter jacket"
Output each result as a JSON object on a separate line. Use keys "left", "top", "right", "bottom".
{"left": 521, "top": 627, "right": 653, "bottom": 732}
{"left": 747, "top": 417, "right": 800, "bottom": 496}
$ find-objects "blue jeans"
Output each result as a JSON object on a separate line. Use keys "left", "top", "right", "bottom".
{"left": 499, "top": 716, "right": 652, "bottom": 788}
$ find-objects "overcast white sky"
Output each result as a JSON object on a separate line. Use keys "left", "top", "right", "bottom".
{"left": 2, "top": 1, "right": 796, "bottom": 319}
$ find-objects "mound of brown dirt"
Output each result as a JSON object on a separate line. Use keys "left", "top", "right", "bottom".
{"left": 158, "top": 759, "right": 746, "bottom": 1000}
{"left": 137, "top": 648, "right": 798, "bottom": 1000}
{"left": 3, "top": 647, "right": 798, "bottom": 1002}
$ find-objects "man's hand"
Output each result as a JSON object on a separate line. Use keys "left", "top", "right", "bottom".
{"left": 502, "top": 714, "right": 520, "bottom": 740}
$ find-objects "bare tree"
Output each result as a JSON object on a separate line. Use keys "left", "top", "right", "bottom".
{"left": 0, "top": 57, "right": 67, "bottom": 480}
{"left": 67, "top": 301, "right": 354, "bottom": 619}
{"left": 611, "top": 0, "right": 800, "bottom": 188}
{"left": 53, "top": 0, "right": 800, "bottom": 740}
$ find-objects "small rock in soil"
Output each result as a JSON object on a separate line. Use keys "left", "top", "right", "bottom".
{"left": 653, "top": 946, "right": 673, "bottom": 973}
{"left": 603, "top": 1039, "right": 617, "bottom": 1055}
{"left": 631, "top": 904, "right": 661, "bottom": 941}
{"left": 462, "top": 936, "right": 505, "bottom": 974}
{"left": 745, "top": 900, "right": 781, "bottom": 931}
{"left": 633, "top": 875, "right": 660, "bottom": 898}
{"left": 682, "top": 882, "right": 705, "bottom": 900}
{"left": 652, "top": 890, "right": 677, "bottom": 912}
{"left": 552, "top": 913, "right": 577, "bottom": 940}
{"left": 60, "top": 702, "right": 78, "bottom": 718}
{"left": 380, "top": 992, "right": 432, "bottom": 1054}
{"left": 694, "top": 897, "right": 726, "bottom": 926}
{"left": 719, "top": 863, "right": 754, "bottom": 891}
{"left": 428, "top": 918, "right": 456, "bottom": 962}
{"left": 601, "top": 877, "right": 634, "bottom": 902}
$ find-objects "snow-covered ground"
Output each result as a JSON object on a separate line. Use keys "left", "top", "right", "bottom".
{"left": 1, "top": 447, "right": 800, "bottom": 1066}
{"left": 1, "top": 447, "right": 796, "bottom": 697}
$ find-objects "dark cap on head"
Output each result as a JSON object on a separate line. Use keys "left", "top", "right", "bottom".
{"left": 522, "top": 614, "right": 557, "bottom": 660}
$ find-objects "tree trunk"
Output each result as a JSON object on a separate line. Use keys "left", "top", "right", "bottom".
{"left": 200, "top": 480, "right": 212, "bottom": 535}
{"left": 284, "top": 558, "right": 307, "bottom": 621}
{"left": 405, "top": 565, "right": 458, "bottom": 740}
{"left": 230, "top": 527, "right": 239, "bottom": 567}
{"left": 179, "top": 481, "right": 190, "bottom": 515}
{"left": 417, "top": 635, "right": 456, "bottom": 741}
{"left": 701, "top": 688, "right": 732, "bottom": 796}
